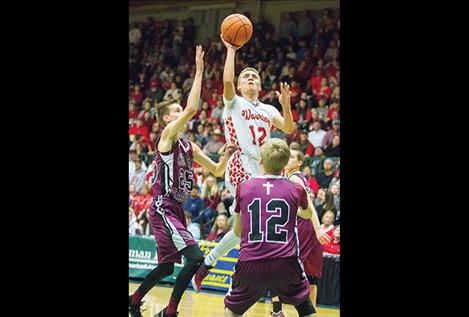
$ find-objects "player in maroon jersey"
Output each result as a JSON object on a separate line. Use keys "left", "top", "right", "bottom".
{"left": 224, "top": 139, "right": 317, "bottom": 317}
{"left": 129, "top": 45, "right": 235, "bottom": 317}
{"left": 267, "top": 149, "right": 331, "bottom": 316}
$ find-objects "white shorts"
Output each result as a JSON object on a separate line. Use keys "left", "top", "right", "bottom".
{"left": 225, "top": 152, "right": 262, "bottom": 214}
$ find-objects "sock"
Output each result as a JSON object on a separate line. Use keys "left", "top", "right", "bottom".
{"left": 134, "top": 262, "right": 174, "bottom": 303}
{"left": 166, "top": 297, "right": 179, "bottom": 316}
{"left": 204, "top": 229, "right": 241, "bottom": 266}
{"left": 273, "top": 301, "right": 282, "bottom": 313}
{"left": 162, "top": 244, "right": 204, "bottom": 315}
{"left": 131, "top": 290, "right": 143, "bottom": 305}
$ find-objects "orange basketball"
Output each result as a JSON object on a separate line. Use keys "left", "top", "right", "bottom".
{"left": 221, "top": 14, "right": 253, "bottom": 47}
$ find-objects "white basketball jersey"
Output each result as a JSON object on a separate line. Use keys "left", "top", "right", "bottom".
{"left": 222, "top": 95, "right": 280, "bottom": 200}
{"left": 222, "top": 95, "right": 280, "bottom": 161}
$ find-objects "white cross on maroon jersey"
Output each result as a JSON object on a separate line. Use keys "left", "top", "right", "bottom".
{"left": 263, "top": 181, "right": 274, "bottom": 195}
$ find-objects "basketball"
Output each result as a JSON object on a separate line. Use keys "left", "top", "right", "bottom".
{"left": 221, "top": 13, "right": 253, "bottom": 47}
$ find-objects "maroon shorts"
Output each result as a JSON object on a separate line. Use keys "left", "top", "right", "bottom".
{"left": 149, "top": 196, "right": 196, "bottom": 264}
{"left": 302, "top": 242, "right": 324, "bottom": 279}
{"left": 224, "top": 257, "right": 310, "bottom": 315}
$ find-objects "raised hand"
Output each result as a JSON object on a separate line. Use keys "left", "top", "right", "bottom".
{"left": 275, "top": 82, "right": 292, "bottom": 108}
{"left": 195, "top": 45, "right": 205, "bottom": 75}
{"left": 316, "top": 230, "right": 332, "bottom": 245}
{"left": 220, "top": 33, "right": 242, "bottom": 51}
{"left": 225, "top": 143, "right": 237, "bottom": 157}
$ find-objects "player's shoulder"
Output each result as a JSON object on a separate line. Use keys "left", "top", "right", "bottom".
{"left": 257, "top": 175, "right": 294, "bottom": 186}
{"left": 257, "top": 100, "right": 276, "bottom": 110}
{"left": 225, "top": 94, "right": 242, "bottom": 103}
{"left": 279, "top": 175, "right": 303, "bottom": 191}
{"left": 288, "top": 172, "right": 305, "bottom": 183}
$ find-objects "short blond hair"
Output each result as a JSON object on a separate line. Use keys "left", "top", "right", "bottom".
{"left": 155, "top": 99, "right": 179, "bottom": 127}
{"left": 237, "top": 67, "right": 260, "bottom": 86}
{"left": 261, "top": 138, "right": 291, "bottom": 175}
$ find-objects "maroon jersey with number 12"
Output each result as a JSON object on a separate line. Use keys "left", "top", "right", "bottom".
{"left": 235, "top": 175, "right": 309, "bottom": 262}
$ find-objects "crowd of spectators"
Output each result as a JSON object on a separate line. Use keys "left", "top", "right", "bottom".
{"left": 129, "top": 9, "right": 340, "bottom": 255}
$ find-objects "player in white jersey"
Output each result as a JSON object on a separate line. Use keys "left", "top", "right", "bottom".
{"left": 192, "top": 34, "right": 295, "bottom": 292}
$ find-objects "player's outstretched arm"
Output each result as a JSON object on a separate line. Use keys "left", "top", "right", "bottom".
{"left": 161, "top": 45, "right": 204, "bottom": 142}
{"left": 233, "top": 212, "right": 242, "bottom": 237}
{"left": 292, "top": 175, "right": 331, "bottom": 245}
{"left": 191, "top": 142, "right": 236, "bottom": 177}
{"left": 272, "top": 82, "right": 294, "bottom": 134}
{"left": 220, "top": 34, "right": 241, "bottom": 102}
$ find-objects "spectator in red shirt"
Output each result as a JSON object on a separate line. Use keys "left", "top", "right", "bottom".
{"left": 299, "top": 130, "right": 315, "bottom": 157}
{"left": 320, "top": 211, "right": 336, "bottom": 240}
{"left": 327, "top": 101, "right": 340, "bottom": 122}
{"left": 206, "top": 214, "right": 230, "bottom": 242}
{"left": 327, "top": 58, "right": 340, "bottom": 78}
{"left": 129, "top": 102, "right": 139, "bottom": 120}
{"left": 133, "top": 183, "right": 152, "bottom": 219}
{"left": 129, "top": 118, "right": 150, "bottom": 140}
{"left": 207, "top": 91, "right": 219, "bottom": 109}
{"left": 322, "top": 225, "right": 340, "bottom": 254}
{"left": 302, "top": 166, "right": 320, "bottom": 195}
{"left": 201, "top": 80, "right": 214, "bottom": 103}
{"left": 289, "top": 79, "right": 302, "bottom": 105}
{"left": 147, "top": 131, "right": 159, "bottom": 154}
{"left": 141, "top": 110, "right": 154, "bottom": 132}
{"left": 310, "top": 69, "right": 324, "bottom": 96}
{"left": 313, "top": 78, "right": 332, "bottom": 103}
{"left": 312, "top": 59, "right": 325, "bottom": 78}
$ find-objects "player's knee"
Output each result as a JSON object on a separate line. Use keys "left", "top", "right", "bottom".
{"left": 183, "top": 245, "right": 204, "bottom": 265}
{"left": 188, "top": 252, "right": 204, "bottom": 266}
{"left": 295, "top": 298, "right": 316, "bottom": 317}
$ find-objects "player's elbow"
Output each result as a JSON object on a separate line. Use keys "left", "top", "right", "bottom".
{"left": 185, "top": 106, "right": 198, "bottom": 116}
{"left": 298, "top": 208, "right": 312, "bottom": 219}
{"left": 233, "top": 226, "right": 241, "bottom": 237}
{"left": 214, "top": 167, "right": 226, "bottom": 177}
{"left": 282, "top": 125, "right": 294, "bottom": 134}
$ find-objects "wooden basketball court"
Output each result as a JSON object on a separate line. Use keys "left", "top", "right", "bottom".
{"left": 129, "top": 281, "right": 340, "bottom": 316}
